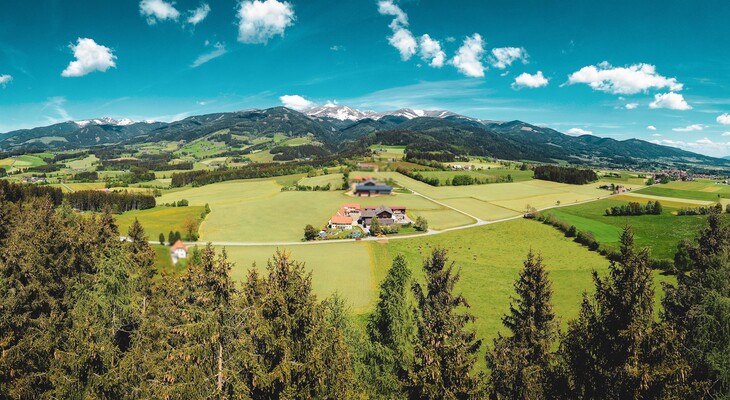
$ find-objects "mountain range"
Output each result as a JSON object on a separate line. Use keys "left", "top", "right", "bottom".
{"left": 0, "top": 105, "right": 727, "bottom": 169}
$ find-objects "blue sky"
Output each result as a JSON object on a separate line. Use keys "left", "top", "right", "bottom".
{"left": 1, "top": 0, "right": 730, "bottom": 156}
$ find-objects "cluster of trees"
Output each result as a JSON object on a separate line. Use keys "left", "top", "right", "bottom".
{"left": 26, "top": 163, "right": 63, "bottom": 173}
{"left": 44, "top": 151, "right": 88, "bottom": 164}
{"left": 677, "top": 202, "right": 724, "bottom": 216}
{"left": 160, "top": 199, "right": 189, "bottom": 207}
{"left": 534, "top": 165, "right": 599, "bottom": 184}
{"left": 170, "top": 158, "right": 345, "bottom": 187}
{"left": 0, "top": 168, "right": 6, "bottom": 177}
{"left": 73, "top": 171, "right": 99, "bottom": 181}
{"left": 100, "top": 153, "right": 192, "bottom": 172}
{"left": 65, "top": 190, "right": 156, "bottom": 212}
{"left": 605, "top": 200, "right": 663, "bottom": 216}
{"left": 281, "top": 183, "right": 331, "bottom": 191}
{"left": 395, "top": 167, "right": 441, "bottom": 186}
{"left": 405, "top": 151, "right": 456, "bottom": 163}
{"left": 535, "top": 212, "right": 600, "bottom": 251}
{"left": 0, "top": 179, "right": 63, "bottom": 205}
{"left": 413, "top": 216, "right": 428, "bottom": 231}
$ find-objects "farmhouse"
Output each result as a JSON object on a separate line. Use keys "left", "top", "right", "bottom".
{"left": 355, "top": 179, "right": 392, "bottom": 197}
{"left": 360, "top": 206, "right": 396, "bottom": 227}
{"left": 329, "top": 213, "right": 354, "bottom": 230}
{"left": 171, "top": 240, "right": 188, "bottom": 264}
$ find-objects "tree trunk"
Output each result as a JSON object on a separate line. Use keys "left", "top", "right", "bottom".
{"left": 217, "top": 342, "right": 223, "bottom": 392}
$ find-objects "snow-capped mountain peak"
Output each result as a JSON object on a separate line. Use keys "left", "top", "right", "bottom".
{"left": 303, "top": 105, "right": 462, "bottom": 122}
{"left": 74, "top": 117, "right": 155, "bottom": 127}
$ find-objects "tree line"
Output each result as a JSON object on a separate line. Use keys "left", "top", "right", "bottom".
{"left": 605, "top": 200, "right": 663, "bottom": 216}
{"left": 2, "top": 188, "right": 730, "bottom": 398}
{"left": 534, "top": 165, "right": 599, "bottom": 184}
{"left": 66, "top": 189, "right": 156, "bottom": 212}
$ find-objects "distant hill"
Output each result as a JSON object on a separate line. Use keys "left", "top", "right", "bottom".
{"left": 1, "top": 105, "right": 727, "bottom": 169}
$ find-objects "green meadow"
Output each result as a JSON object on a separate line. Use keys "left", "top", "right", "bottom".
{"left": 115, "top": 206, "right": 206, "bottom": 241}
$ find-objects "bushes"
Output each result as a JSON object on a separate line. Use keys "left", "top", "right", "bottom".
{"left": 534, "top": 213, "right": 599, "bottom": 252}
{"left": 605, "top": 201, "right": 663, "bottom": 216}
{"left": 533, "top": 165, "right": 598, "bottom": 184}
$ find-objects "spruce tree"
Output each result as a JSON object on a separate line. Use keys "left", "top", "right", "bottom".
{"left": 663, "top": 210, "right": 730, "bottom": 395}
{"left": 408, "top": 248, "right": 484, "bottom": 399}
{"left": 125, "top": 218, "right": 157, "bottom": 315}
{"left": 558, "top": 227, "right": 689, "bottom": 399}
{"left": 487, "top": 251, "right": 557, "bottom": 399}
{"left": 365, "top": 255, "right": 415, "bottom": 397}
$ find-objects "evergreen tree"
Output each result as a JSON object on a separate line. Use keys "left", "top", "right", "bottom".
{"left": 364, "top": 255, "right": 415, "bottom": 397}
{"left": 558, "top": 227, "right": 689, "bottom": 399}
{"left": 159, "top": 232, "right": 165, "bottom": 245}
{"left": 239, "top": 250, "right": 356, "bottom": 398}
{"left": 663, "top": 210, "right": 730, "bottom": 395}
{"left": 125, "top": 218, "right": 157, "bottom": 315}
{"left": 408, "top": 248, "right": 484, "bottom": 399}
{"left": 487, "top": 251, "right": 557, "bottom": 399}
{"left": 168, "top": 230, "right": 175, "bottom": 245}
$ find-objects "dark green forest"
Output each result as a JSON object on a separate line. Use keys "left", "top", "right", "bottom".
{"left": 2, "top": 186, "right": 730, "bottom": 399}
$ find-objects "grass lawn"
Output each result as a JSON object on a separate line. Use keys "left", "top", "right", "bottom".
{"left": 639, "top": 185, "right": 730, "bottom": 201}
{"left": 220, "top": 242, "right": 374, "bottom": 311}
{"left": 65, "top": 155, "right": 99, "bottom": 170}
{"left": 543, "top": 198, "right": 711, "bottom": 260}
{"left": 298, "top": 173, "right": 344, "bottom": 189}
{"left": 115, "top": 206, "right": 206, "bottom": 241}
{"left": 157, "top": 177, "right": 466, "bottom": 242}
{"left": 370, "top": 145, "right": 406, "bottom": 160}
{"left": 417, "top": 169, "right": 533, "bottom": 185}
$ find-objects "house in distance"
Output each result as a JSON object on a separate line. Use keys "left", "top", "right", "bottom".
{"left": 171, "top": 240, "right": 188, "bottom": 264}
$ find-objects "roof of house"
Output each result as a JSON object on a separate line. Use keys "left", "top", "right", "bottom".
{"left": 342, "top": 203, "right": 361, "bottom": 210}
{"left": 171, "top": 240, "right": 187, "bottom": 251}
{"left": 355, "top": 183, "right": 392, "bottom": 192}
{"left": 330, "top": 214, "right": 353, "bottom": 224}
{"left": 362, "top": 206, "right": 393, "bottom": 218}
{"left": 390, "top": 206, "right": 406, "bottom": 210}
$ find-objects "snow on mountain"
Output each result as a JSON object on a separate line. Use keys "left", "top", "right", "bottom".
{"left": 303, "top": 105, "right": 462, "bottom": 122}
{"left": 74, "top": 117, "right": 155, "bottom": 127}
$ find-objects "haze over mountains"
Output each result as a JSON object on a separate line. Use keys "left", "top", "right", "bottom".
{"left": 0, "top": 105, "right": 727, "bottom": 169}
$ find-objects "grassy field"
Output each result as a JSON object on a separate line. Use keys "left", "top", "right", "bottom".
{"left": 297, "top": 173, "right": 343, "bottom": 189}
{"left": 220, "top": 242, "right": 374, "bottom": 311}
{"left": 156, "top": 177, "right": 468, "bottom": 242}
{"left": 65, "top": 155, "right": 98, "bottom": 170}
{"left": 639, "top": 186, "right": 728, "bottom": 201}
{"left": 371, "top": 145, "right": 406, "bottom": 160}
{"left": 543, "top": 198, "right": 711, "bottom": 260}
{"left": 115, "top": 206, "right": 206, "bottom": 241}
{"left": 418, "top": 168, "right": 534, "bottom": 185}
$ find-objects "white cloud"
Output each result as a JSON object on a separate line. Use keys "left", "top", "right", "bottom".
{"left": 489, "top": 47, "right": 528, "bottom": 69}
{"left": 280, "top": 94, "right": 315, "bottom": 110}
{"left": 377, "top": 0, "right": 417, "bottom": 61}
{"left": 647, "top": 125, "right": 657, "bottom": 130}
{"left": 61, "top": 38, "right": 117, "bottom": 77}
{"left": 187, "top": 3, "right": 210, "bottom": 25}
{"left": 722, "top": 132, "right": 730, "bottom": 137}
{"left": 717, "top": 113, "right": 730, "bottom": 125}
{"left": 0, "top": 74, "right": 12, "bottom": 88}
{"left": 139, "top": 0, "right": 180, "bottom": 24}
{"left": 418, "top": 34, "right": 445, "bottom": 68}
{"left": 566, "top": 62, "right": 683, "bottom": 95}
{"left": 625, "top": 103, "right": 639, "bottom": 109}
{"left": 651, "top": 137, "right": 730, "bottom": 157}
{"left": 42, "top": 96, "right": 72, "bottom": 124}
{"left": 330, "top": 45, "right": 343, "bottom": 51}
{"left": 450, "top": 34, "right": 486, "bottom": 78}
{"left": 237, "top": 0, "right": 295, "bottom": 44}
{"left": 649, "top": 92, "right": 692, "bottom": 110}
{"left": 191, "top": 42, "right": 227, "bottom": 68}
{"left": 567, "top": 127, "right": 593, "bottom": 136}
{"left": 672, "top": 124, "right": 705, "bottom": 132}
{"left": 652, "top": 133, "right": 662, "bottom": 137}
{"left": 512, "top": 71, "right": 548, "bottom": 89}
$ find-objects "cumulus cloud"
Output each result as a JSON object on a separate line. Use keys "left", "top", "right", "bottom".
{"left": 191, "top": 42, "right": 227, "bottom": 68}
{"left": 237, "top": 0, "right": 295, "bottom": 44}
{"left": 722, "top": 132, "right": 730, "bottom": 137}
{"left": 280, "top": 94, "right": 315, "bottom": 110}
{"left": 647, "top": 125, "right": 657, "bottom": 130}
{"left": 651, "top": 137, "right": 730, "bottom": 157}
{"left": 625, "top": 103, "right": 639, "bottom": 110}
{"left": 649, "top": 92, "right": 691, "bottom": 110}
{"left": 61, "top": 38, "right": 117, "bottom": 77}
{"left": 489, "top": 47, "right": 528, "bottom": 69}
{"left": 566, "top": 62, "right": 683, "bottom": 95}
{"left": 652, "top": 133, "right": 662, "bottom": 137}
{"left": 0, "top": 74, "right": 12, "bottom": 88}
{"left": 377, "top": 0, "right": 417, "bottom": 61}
{"left": 512, "top": 71, "right": 548, "bottom": 89}
{"left": 418, "top": 34, "right": 445, "bottom": 67}
{"left": 450, "top": 34, "right": 486, "bottom": 78}
{"left": 139, "top": 0, "right": 180, "bottom": 24}
{"left": 672, "top": 124, "right": 705, "bottom": 132}
{"left": 718, "top": 113, "right": 730, "bottom": 125}
{"left": 567, "top": 127, "right": 593, "bottom": 136}
{"left": 187, "top": 3, "right": 210, "bottom": 25}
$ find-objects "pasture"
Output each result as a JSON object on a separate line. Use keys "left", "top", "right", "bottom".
{"left": 115, "top": 206, "right": 206, "bottom": 241}
{"left": 417, "top": 168, "right": 533, "bottom": 184}
{"left": 156, "top": 177, "right": 465, "bottom": 242}
{"left": 543, "top": 198, "right": 712, "bottom": 260}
